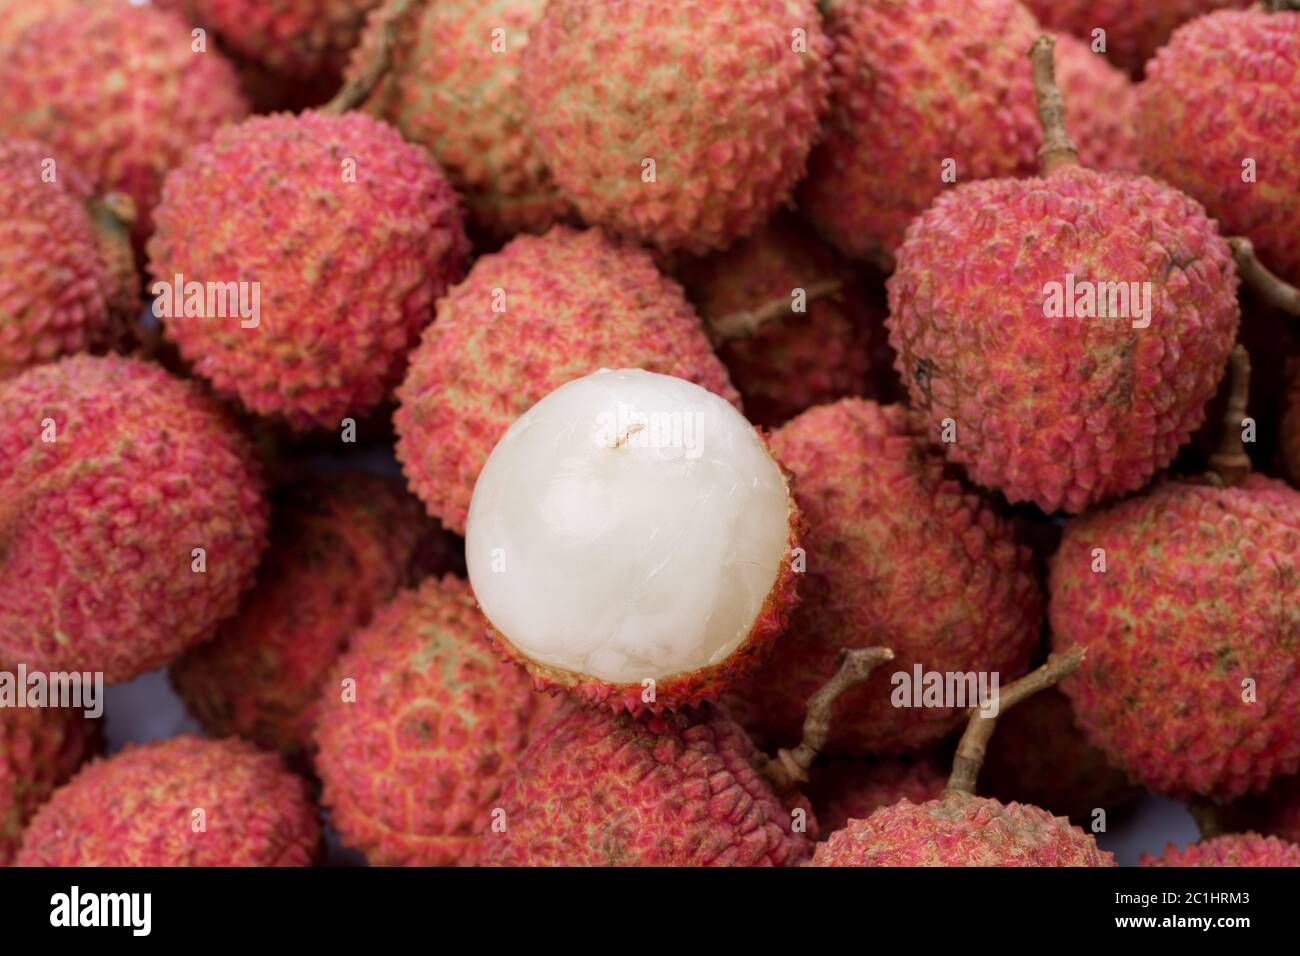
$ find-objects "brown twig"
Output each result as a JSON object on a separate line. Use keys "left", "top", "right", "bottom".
{"left": 758, "top": 646, "right": 894, "bottom": 790}
{"left": 1229, "top": 237, "right": 1300, "bottom": 317}
{"left": 1028, "top": 36, "right": 1079, "bottom": 174}
{"left": 1207, "top": 345, "right": 1254, "bottom": 485}
{"left": 323, "top": 0, "right": 414, "bottom": 114}
{"left": 708, "top": 279, "right": 845, "bottom": 344}
{"left": 945, "top": 647, "right": 1086, "bottom": 796}
{"left": 1187, "top": 799, "right": 1225, "bottom": 839}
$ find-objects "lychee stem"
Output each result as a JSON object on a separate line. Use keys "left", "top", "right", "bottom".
{"left": 1187, "top": 798, "right": 1225, "bottom": 839}
{"left": 324, "top": 0, "right": 415, "bottom": 114}
{"left": 1229, "top": 237, "right": 1300, "bottom": 317}
{"left": 757, "top": 646, "right": 894, "bottom": 789}
{"left": 1028, "top": 36, "right": 1079, "bottom": 175}
{"left": 708, "top": 279, "right": 845, "bottom": 344}
{"left": 1207, "top": 345, "right": 1253, "bottom": 486}
{"left": 945, "top": 647, "right": 1085, "bottom": 796}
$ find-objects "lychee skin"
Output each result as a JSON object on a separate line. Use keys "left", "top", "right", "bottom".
{"left": 1023, "top": 0, "right": 1252, "bottom": 77}
{"left": 981, "top": 688, "right": 1141, "bottom": 825}
{"left": 806, "top": 756, "right": 948, "bottom": 836}
{"left": 0, "top": 138, "right": 137, "bottom": 379}
{"left": 315, "top": 577, "right": 541, "bottom": 867}
{"left": 521, "top": 0, "right": 831, "bottom": 254}
{"left": 0, "top": 356, "right": 268, "bottom": 683}
{"left": 887, "top": 166, "right": 1239, "bottom": 515}
{"left": 15, "top": 736, "right": 319, "bottom": 866}
{"left": 1050, "top": 477, "right": 1300, "bottom": 799}
{"left": 148, "top": 111, "right": 469, "bottom": 430}
{"left": 395, "top": 226, "right": 738, "bottom": 536}
{"left": 729, "top": 399, "right": 1042, "bottom": 754}
{"left": 171, "top": 474, "right": 430, "bottom": 757}
{"left": 355, "top": 0, "right": 572, "bottom": 243}
{"left": 810, "top": 795, "right": 1114, "bottom": 866}
{"left": 1141, "top": 833, "right": 1300, "bottom": 867}
{"left": 0, "top": 705, "right": 102, "bottom": 865}
{"left": 0, "top": 3, "right": 249, "bottom": 248}
{"left": 0, "top": 0, "right": 86, "bottom": 51}
{"left": 479, "top": 702, "right": 815, "bottom": 866}
{"left": 1139, "top": 10, "right": 1300, "bottom": 286}
{"left": 675, "top": 214, "right": 890, "bottom": 428}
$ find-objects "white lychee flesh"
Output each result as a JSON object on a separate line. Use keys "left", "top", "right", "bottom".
{"left": 466, "top": 368, "right": 791, "bottom": 686}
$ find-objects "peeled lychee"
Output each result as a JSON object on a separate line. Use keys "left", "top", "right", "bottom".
{"left": 805, "top": 755, "right": 947, "bottom": 835}
{"left": 467, "top": 368, "right": 799, "bottom": 714}
{"left": 0, "top": 2, "right": 249, "bottom": 248}
{"left": 148, "top": 110, "right": 469, "bottom": 430}
{"left": 675, "top": 213, "right": 892, "bottom": 428}
{"left": 0, "top": 704, "right": 102, "bottom": 865}
{"left": 315, "top": 576, "right": 541, "bottom": 866}
{"left": 16, "top": 736, "right": 320, "bottom": 866}
{"left": 395, "top": 226, "right": 737, "bottom": 536}
{"left": 479, "top": 700, "right": 815, "bottom": 866}
{"left": 802, "top": 0, "right": 1139, "bottom": 267}
{"left": 1138, "top": 7, "right": 1300, "bottom": 285}
{"left": 0, "top": 355, "right": 268, "bottom": 683}
{"left": 171, "top": 473, "right": 434, "bottom": 757}
{"left": 887, "top": 37, "right": 1239, "bottom": 514}
{"left": 728, "top": 399, "right": 1041, "bottom": 754}
{"left": 520, "top": 0, "right": 831, "bottom": 253}
{"left": 353, "top": 0, "right": 572, "bottom": 242}
{"left": 1050, "top": 477, "right": 1300, "bottom": 798}
{"left": 1141, "top": 833, "right": 1300, "bottom": 867}
{"left": 1023, "top": 0, "right": 1252, "bottom": 76}
{"left": 0, "top": 138, "right": 138, "bottom": 379}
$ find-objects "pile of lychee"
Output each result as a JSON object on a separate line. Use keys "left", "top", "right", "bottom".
{"left": 1, "top": 0, "right": 1299, "bottom": 869}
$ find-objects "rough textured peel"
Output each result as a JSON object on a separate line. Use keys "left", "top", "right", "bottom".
{"left": 1142, "top": 833, "right": 1300, "bottom": 867}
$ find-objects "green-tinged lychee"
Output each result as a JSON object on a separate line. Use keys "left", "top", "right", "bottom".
{"left": 802, "top": 0, "right": 1140, "bottom": 268}
{"left": 0, "top": 2, "right": 249, "bottom": 248}
{"left": 15, "top": 736, "right": 319, "bottom": 866}
{"left": 148, "top": 110, "right": 469, "bottom": 430}
{"left": 395, "top": 226, "right": 738, "bottom": 536}
{"left": 728, "top": 398, "right": 1041, "bottom": 754}
{"left": 520, "top": 0, "right": 831, "bottom": 254}
{"left": 806, "top": 755, "right": 948, "bottom": 835}
{"left": 1141, "top": 833, "right": 1300, "bottom": 867}
{"left": 887, "top": 36, "right": 1239, "bottom": 514}
{"left": 351, "top": 0, "right": 572, "bottom": 243}
{"left": 1050, "top": 475, "right": 1300, "bottom": 798}
{"left": 675, "top": 213, "right": 893, "bottom": 428}
{"left": 1138, "top": 7, "right": 1300, "bottom": 286}
{"left": 0, "top": 355, "right": 268, "bottom": 683}
{"left": 171, "top": 473, "right": 439, "bottom": 757}
{"left": 314, "top": 576, "right": 541, "bottom": 866}
{"left": 0, "top": 703, "right": 102, "bottom": 865}
{"left": 981, "top": 687, "right": 1141, "bottom": 824}
{"left": 0, "top": 138, "right": 139, "bottom": 379}
{"left": 1023, "top": 0, "right": 1252, "bottom": 76}
{"left": 466, "top": 369, "right": 800, "bottom": 714}
{"left": 478, "top": 701, "right": 816, "bottom": 866}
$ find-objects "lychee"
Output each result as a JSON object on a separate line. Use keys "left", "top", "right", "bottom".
{"left": 805, "top": 755, "right": 947, "bottom": 835}
{"left": 0, "top": 2, "right": 249, "bottom": 248}
{"left": 479, "top": 701, "right": 815, "bottom": 866}
{"left": 728, "top": 398, "right": 1041, "bottom": 754}
{"left": 1138, "top": 7, "right": 1300, "bottom": 286}
{"left": 0, "top": 138, "right": 138, "bottom": 379}
{"left": 0, "top": 0, "right": 86, "bottom": 51}
{"left": 1023, "top": 0, "right": 1253, "bottom": 76}
{"left": 171, "top": 473, "right": 435, "bottom": 757}
{"left": 674, "top": 213, "right": 892, "bottom": 428}
{"left": 519, "top": 0, "right": 831, "bottom": 254}
{"left": 395, "top": 226, "right": 738, "bottom": 536}
{"left": 16, "top": 736, "right": 320, "bottom": 866}
{"left": 0, "top": 355, "right": 268, "bottom": 683}
{"left": 801, "top": 0, "right": 1139, "bottom": 268}
{"left": 886, "top": 36, "right": 1239, "bottom": 514}
{"left": 0, "top": 703, "right": 102, "bottom": 865}
{"left": 1141, "top": 833, "right": 1300, "bottom": 867}
{"left": 467, "top": 368, "right": 799, "bottom": 714}
{"left": 351, "top": 0, "right": 572, "bottom": 243}
{"left": 147, "top": 110, "right": 469, "bottom": 430}
{"left": 315, "top": 576, "right": 541, "bottom": 866}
